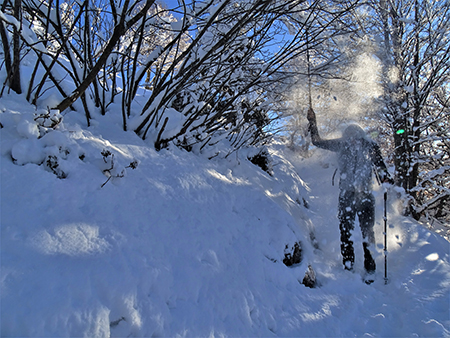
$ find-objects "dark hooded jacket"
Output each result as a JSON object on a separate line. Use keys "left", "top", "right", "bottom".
{"left": 309, "top": 123, "right": 390, "bottom": 193}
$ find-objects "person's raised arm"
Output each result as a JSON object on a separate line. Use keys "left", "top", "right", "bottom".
{"left": 307, "top": 108, "right": 341, "bottom": 152}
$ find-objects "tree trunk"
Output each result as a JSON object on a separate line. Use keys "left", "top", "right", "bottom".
{"left": 9, "top": 0, "right": 22, "bottom": 94}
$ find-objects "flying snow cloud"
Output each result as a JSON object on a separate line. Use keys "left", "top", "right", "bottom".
{"left": 288, "top": 50, "right": 384, "bottom": 138}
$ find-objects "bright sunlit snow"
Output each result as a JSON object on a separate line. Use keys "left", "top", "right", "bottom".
{"left": 1, "top": 90, "right": 449, "bottom": 337}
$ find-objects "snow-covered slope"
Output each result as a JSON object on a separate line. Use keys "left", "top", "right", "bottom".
{"left": 1, "top": 93, "right": 449, "bottom": 337}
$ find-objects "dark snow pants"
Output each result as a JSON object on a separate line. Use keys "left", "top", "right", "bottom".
{"left": 338, "top": 189, "right": 376, "bottom": 273}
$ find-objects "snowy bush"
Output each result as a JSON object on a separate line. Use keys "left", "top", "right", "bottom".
{"left": 2, "top": 99, "right": 138, "bottom": 185}
{"left": 247, "top": 147, "right": 273, "bottom": 176}
{"left": 9, "top": 110, "right": 71, "bottom": 173}
{"left": 283, "top": 242, "right": 302, "bottom": 267}
{"left": 99, "top": 149, "right": 139, "bottom": 188}
{"left": 34, "top": 109, "right": 63, "bottom": 137}
{"left": 10, "top": 126, "right": 75, "bottom": 179}
{"left": 44, "top": 155, "right": 67, "bottom": 179}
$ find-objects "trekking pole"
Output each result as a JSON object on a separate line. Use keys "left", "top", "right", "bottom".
{"left": 383, "top": 189, "right": 388, "bottom": 284}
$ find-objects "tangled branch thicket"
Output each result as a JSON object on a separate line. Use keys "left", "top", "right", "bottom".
{"left": 0, "top": 0, "right": 357, "bottom": 150}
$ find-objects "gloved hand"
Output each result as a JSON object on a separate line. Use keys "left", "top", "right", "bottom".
{"left": 380, "top": 171, "right": 394, "bottom": 185}
{"left": 307, "top": 108, "right": 316, "bottom": 123}
{"left": 382, "top": 177, "right": 395, "bottom": 185}
{"left": 307, "top": 108, "right": 317, "bottom": 134}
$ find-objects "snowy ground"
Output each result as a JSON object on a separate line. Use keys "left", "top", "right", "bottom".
{"left": 1, "top": 92, "right": 449, "bottom": 337}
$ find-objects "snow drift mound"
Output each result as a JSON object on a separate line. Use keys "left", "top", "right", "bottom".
{"left": 1, "top": 93, "right": 314, "bottom": 337}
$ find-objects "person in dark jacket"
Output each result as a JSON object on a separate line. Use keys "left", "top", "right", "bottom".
{"left": 307, "top": 108, "right": 392, "bottom": 276}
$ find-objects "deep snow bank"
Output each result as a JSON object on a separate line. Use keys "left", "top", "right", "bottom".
{"left": 1, "top": 93, "right": 313, "bottom": 337}
{"left": 1, "top": 93, "right": 449, "bottom": 337}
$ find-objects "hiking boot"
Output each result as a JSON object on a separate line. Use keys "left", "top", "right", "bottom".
{"left": 363, "top": 242, "right": 376, "bottom": 274}
{"left": 364, "top": 273, "right": 375, "bottom": 285}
